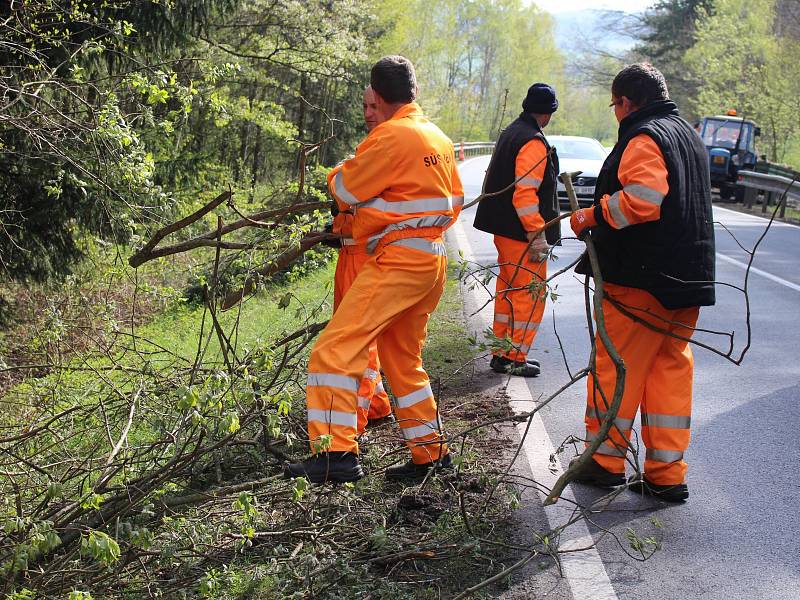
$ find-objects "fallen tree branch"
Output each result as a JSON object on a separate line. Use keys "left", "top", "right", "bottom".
{"left": 544, "top": 172, "right": 626, "bottom": 505}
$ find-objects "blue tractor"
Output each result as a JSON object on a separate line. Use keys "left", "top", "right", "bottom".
{"left": 699, "top": 111, "right": 760, "bottom": 202}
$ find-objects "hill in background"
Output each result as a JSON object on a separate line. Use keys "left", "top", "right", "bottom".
{"left": 552, "top": 8, "right": 641, "bottom": 56}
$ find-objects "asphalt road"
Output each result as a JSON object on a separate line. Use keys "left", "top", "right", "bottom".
{"left": 453, "top": 155, "right": 800, "bottom": 600}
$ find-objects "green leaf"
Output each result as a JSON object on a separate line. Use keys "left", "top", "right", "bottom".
{"left": 292, "top": 477, "right": 309, "bottom": 502}
{"left": 81, "top": 531, "right": 121, "bottom": 565}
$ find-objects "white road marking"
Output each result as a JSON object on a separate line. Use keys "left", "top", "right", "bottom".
{"left": 717, "top": 252, "right": 800, "bottom": 293}
{"left": 449, "top": 207, "right": 618, "bottom": 600}
{"left": 713, "top": 205, "right": 798, "bottom": 229}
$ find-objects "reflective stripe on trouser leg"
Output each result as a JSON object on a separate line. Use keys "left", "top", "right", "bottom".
{"left": 332, "top": 244, "right": 391, "bottom": 433}
{"left": 369, "top": 380, "right": 391, "bottom": 419}
{"left": 365, "top": 343, "right": 391, "bottom": 421}
{"left": 586, "top": 284, "right": 698, "bottom": 479}
{"left": 308, "top": 239, "right": 447, "bottom": 457}
{"left": 393, "top": 383, "right": 446, "bottom": 464}
{"left": 492, "top": 235, "right": 547, "bottom": 362}
{"left": 355, "top": 343, "right": 392, "bottom": 432}
{"left": 376, "top": 242, "right": 449, "bottom": 464}
{"left": 640, "top": 304, "right": 698, "bottom": 485}
{"left": 306, "top": 372, "right": 361, "bottom": 453}
{"left": 586, "top": 284, "right": 671, "bottom": 473}
{"left": 584, "top": 405, "right": 634, "bottom": 468}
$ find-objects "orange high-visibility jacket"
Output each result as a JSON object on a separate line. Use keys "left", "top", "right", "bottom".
{"left": 327, "top": 103, "right": 464, "bottom": 253}
{"left": 595, "top": 134, "right": 668, "bottom": 229}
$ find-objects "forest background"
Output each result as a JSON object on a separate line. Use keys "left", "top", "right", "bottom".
{"left": 0, "top": 0, "right": 799, "bottom": 598}
{"left": 2, "top": 0, "right": 799, "bottom": 286}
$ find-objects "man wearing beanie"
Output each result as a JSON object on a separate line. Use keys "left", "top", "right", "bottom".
{"left": 473, "top": 83, "right": 561, "bottom": 377}
{"left": 568, "top": 63, "right": 714, "bottom": 502}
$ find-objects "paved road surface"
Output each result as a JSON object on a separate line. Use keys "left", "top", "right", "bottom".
{"left": 452, "top": 155, "right": 800, "bottom": 600}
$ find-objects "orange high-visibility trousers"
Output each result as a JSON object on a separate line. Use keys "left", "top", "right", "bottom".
{"left": 493, "top": 235, "right": 548, "bottom": 362}
{"left": 307, "top": 238, "right": 449, "bottom": 464}
{"left": 585, "top": 283, "right": 699, "bottom": 485}
{"left": 333, "top": 243, "right": 392, "bottom": 432}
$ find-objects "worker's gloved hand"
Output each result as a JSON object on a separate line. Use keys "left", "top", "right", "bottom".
{"left": 526, "top": 231, "right": 550, "bottom": 262}
{"left": 570, "top": 207, "right": 597, "bottom": 240}
{"left": 320, "top": 222, "right": 342, "bottom": 249}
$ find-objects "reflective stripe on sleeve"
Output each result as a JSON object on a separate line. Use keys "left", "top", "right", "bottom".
{"left": 307, "top": 408, "right": 357, "bottom": 429}
{"left": 401, "top": 418, "right": 441, "bottom": 441}
{"left": 516, "top": 204, "right": 540, "bottom": 217}
{"left": 333, "top": 171, "right": 359, "bottom": 205}
{"left": 517, "top": 176, "right": 542, "bottom": 187}
{"left": 363, "top": 368, "right": 379, "bottom": 381}
{"left": 307, "top": 373, "right": 360, "bottom": 392}
{"left": 375, "top": 381, "right": 385, "bottom": 394}
{"left": 624, "top": 183, "right": 665, "bottom": 205}
{"left": 607, "top": 191, "right": 631, "bottom": 228}
{"left": 646, "top": 448, "right": 684, "bottom": 463}
{"left": 357, "top": 396, "right": 370, "bottom": 410}
{"left": 388, "top": 237, "right": 447, "bottom": 256}
{"left": 341, "top": 237, "right": 358, "bottom": 246}
{"left": 395, "top": 383, "right": 434, "bottom": 409}
{"left": 641, "top": 413, "right": 691, "bottom": 429}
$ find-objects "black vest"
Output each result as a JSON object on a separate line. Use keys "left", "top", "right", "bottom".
{"left": 473, "top": 113, "right": 561, "bottom": 245}
{"left": 576, "top": 100, "right": 715, "bottom": 309}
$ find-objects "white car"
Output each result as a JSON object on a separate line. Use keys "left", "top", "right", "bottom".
{"left": 548, "top": 135, "right": 608, "bottom": 208}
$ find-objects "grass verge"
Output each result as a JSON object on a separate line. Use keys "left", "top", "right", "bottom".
{"left": 1, "top": 251, "right": 521, "bottom": 600}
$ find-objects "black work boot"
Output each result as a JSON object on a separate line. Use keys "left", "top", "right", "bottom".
{"left": 490, "top": 355, "right": 541, "bottom": 377}
{"left": 283, "top": 451, "right": 364, "bottom": 484}
{"left": 366, "top": 412, "right": 395, "bottom": 429}
{"left": 569, "top": 457, "right": 625, "bottom": 488}
{"left": 385, "top": 453, "right": 453, "bottom": 481}
{"left": 627, "top": 475, "right": 689, "bottom": 502}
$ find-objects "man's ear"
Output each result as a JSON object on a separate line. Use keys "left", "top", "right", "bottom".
{"left": 372, "top": 89, "right": 388, "bottom": 107}
{"left": 622, "top": 96, "right": 638, "bottom": 114}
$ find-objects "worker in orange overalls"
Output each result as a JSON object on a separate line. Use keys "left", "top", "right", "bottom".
{"left": 569, "top": 63, "right": 715, "bottom": 502}
{"left": 285, "top": 56, "right": 464, "bottom": 483}
{"left": 473, "top": 83, "right": 561, "bottom": 377}
{"left": 330, "top": 85, "right": 393, "bottom": 433}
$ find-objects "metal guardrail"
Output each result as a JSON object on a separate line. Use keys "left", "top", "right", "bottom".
{"left": 737, "top": 170, "right": 800, "bottom": 217}
{"left": 457, "top": 141, "right": 495, "bottom": 160}
{"left": 753, "top": 160, "right": 799, "bottom": 179}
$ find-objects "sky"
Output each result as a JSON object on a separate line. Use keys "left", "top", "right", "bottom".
{"left": 534, "top": 0, "right": 654, "bottom": 13}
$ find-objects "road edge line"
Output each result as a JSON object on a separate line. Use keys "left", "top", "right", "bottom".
{"left": 448, "top": 208, "right": 619, "bottom": 600}
{"left": 717, "top": 252, "right": 800, "bottom": 293}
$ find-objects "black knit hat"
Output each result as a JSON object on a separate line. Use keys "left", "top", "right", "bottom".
{"left": 522, "top": 83, "right": 558, "bottom": 114}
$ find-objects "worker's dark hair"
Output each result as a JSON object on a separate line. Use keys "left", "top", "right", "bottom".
{"left": 370, "top": 55, "right": 417, "bottom": 104}
{"left": 611, "top": 63, "right": 669, "bottom": 108}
